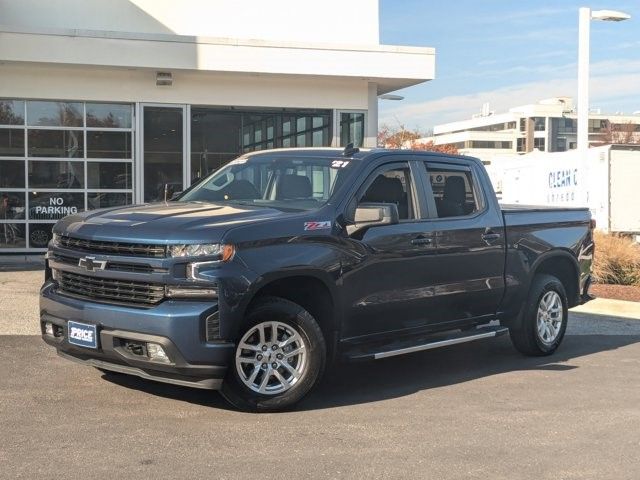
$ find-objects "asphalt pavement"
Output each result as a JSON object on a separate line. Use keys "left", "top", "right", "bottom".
{"left": 1, "top": 271, "right": 639, "bottom": 479}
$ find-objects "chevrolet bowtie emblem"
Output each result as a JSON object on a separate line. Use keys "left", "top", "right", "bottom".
{"left": 78, "top": 256, "right": 107, "bottom": 272}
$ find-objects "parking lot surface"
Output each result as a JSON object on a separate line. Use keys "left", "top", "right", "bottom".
{"left": 1, "top": 271, "right": 639, "bottom": 479}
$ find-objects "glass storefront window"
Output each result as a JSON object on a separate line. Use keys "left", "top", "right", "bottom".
{"left": 87, "top": 162, "right": 131, "bottom": 189}
{"left": 0, "top": 223, "right": 26, "bottom": 249}
{"left": 0, "top": 100, "right": 25, "bottom": 125}
{"left": 143, "top": 106, "right": 184, "bottom": 203}
{"left": 87, "top": 192, "right": 132, "bottom": 210}
{"left": 1, "top": 98, "right": 135, "bottom": 251}
{"left": 87, "top": 131, "right": 132, "bottom": 159}
{"left": 0, "top": 160, "right": 25, "bottom": 188}
{"left": 86, "top": 103, "right": 132, "bottom": 128}
{"left": 28, "top": 129, "right": 84, "bottom": 158}
{"left": 28, "top": 161, "right": 84, "bottom": 189}
{"left": 340, "top": 112, "right": 365, "bottom": 147}
{"left": 0, "top": 129, "right": 25, "bottom": 156}
{"left": 27, "top": 101, "right": 83, "bottom": 127}
{"left": 28, "top": 192, "right": 84, "bottom": 221}
{"left": 0, "top": 191, "right": 25, "bottom": 220}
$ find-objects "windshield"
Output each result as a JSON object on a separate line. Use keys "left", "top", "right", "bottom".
{"left": 179, "top": 155, "right": 357, "bottom": 211}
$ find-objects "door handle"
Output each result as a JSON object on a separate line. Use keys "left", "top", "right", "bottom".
{"left": 411, "top": 236, "right": 433, "bottom": 246}
{"left": 481, "top": 231, "right": 501, "bottom": 243}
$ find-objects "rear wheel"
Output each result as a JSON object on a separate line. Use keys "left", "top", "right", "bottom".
{"left": 221, "top": 296, "right": 326, "bottom": 412}
{"left": 509, "top": 274, "right": 568, "bottom": 356}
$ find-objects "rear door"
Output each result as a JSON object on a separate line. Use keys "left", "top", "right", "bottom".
{"left": 417, "top": 159, "right": 506, "bottom": 325}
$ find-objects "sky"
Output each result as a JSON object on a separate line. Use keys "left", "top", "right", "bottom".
{"left": 378, "top": 0, "right": 640, "bottom": 131}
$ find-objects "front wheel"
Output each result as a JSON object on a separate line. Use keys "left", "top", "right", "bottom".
{"left": 509, "top": 274, "right": 569, "bottom": 356}
{"left": 221, "top": 296, "right": 326, "bottom": 412}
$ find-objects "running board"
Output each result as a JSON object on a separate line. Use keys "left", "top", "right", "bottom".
{"left": 348, "top": 325, "right": 509, "bottom": 361}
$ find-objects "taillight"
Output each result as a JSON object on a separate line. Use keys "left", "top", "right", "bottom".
{"left": 590, "top": 218, "right": 596, "bottom": 230}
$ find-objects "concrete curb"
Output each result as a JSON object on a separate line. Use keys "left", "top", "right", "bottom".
{"left": 0, "top": 254, "right": 45, "bottom": 271}
{"left": 571, "top": 298, "right": 640, "bottom": 320}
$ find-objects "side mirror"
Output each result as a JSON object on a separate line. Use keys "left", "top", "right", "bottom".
{"left": 348, "top": 203, "right": 399, "bottom": 235}
{"left": 170, "top": 191, "right": 183, "bottom": 201}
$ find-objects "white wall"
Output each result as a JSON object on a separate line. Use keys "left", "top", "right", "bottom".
{"left": 0, "top": 63, "right": 370, "bottom": 110}
{"left": 0, "top": 0, "right": 380, "bottom": 45}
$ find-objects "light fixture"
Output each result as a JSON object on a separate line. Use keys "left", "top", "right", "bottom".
{"left": 379, "top": 94, "right": 404, "bottom": 101}
{"left": 591, "top": 9, "right": 631, "bottom": 21}
{"left": 156, "top": 71, "right": 173, "bottom": 86}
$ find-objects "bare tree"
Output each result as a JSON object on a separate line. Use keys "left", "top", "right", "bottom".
{"left": 378, "top": 123, "right": 459, "bottom": 154}
{"left": 596, "top": 120, "right": 640, "bottom": 145}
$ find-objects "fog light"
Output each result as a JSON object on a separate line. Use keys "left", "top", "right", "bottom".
{"left": 147, "top": 343, "right": 170, "bottom": 363}
{"left": 44, "top": 322, "right": 54, "bottom": 336}
{"left": 165, "top": 286, "right": 217, "bottom": 298}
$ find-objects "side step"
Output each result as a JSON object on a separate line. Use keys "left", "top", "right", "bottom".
{"left": 349, "top": 325, "right": 509, "bottom": 361}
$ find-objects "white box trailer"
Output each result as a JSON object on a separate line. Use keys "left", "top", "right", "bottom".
{"left": 486, "top": 145, "right": 640, "bottom": 234}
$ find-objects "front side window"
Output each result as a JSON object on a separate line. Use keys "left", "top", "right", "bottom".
{"left": 180, "top": 155, "right": 356, "bottom": 211}
{"left": 426, "top": 166, "right": 481, "bottom": 218}
{"left": 357, "top": 165, "right": 416, "bottom": 221}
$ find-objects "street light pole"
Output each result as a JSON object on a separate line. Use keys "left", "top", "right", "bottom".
{"left": 576, "top": 7, "right": 631, "bottom": 154}
{"left": 577, "top": 7, "right": 591, "bottom": 153}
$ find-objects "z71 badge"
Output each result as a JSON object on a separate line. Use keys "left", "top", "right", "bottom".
{"left": 304, "top": 221, "right": 332, "bottom": 231}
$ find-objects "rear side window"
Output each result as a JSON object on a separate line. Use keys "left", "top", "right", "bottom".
{"left": 425, "top": 165, "right": 481, "bottom": 218}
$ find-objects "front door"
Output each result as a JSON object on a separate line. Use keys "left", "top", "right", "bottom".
{"left": 140, "top": 105, "right": 187, "bottom": 203}
{"left": 341, "top": 159, "right": 440, "bottom": 340}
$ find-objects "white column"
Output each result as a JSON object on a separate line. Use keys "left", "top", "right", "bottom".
{"left": 365, "top": 82, "right": 378, "bottom": 148}
{"left": 577, "top": 7, "right": 591, "bottom": 153}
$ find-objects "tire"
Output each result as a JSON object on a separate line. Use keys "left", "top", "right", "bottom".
{"left": 509, "top": 274, "right": 568, "bottom": 356}
{"left": 221, "top": 296, "right": 326, "bottom": 412}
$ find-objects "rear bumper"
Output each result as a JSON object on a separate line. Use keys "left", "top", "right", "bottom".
{"left": 40, "top": 282, "right": 234, "bottom": 390}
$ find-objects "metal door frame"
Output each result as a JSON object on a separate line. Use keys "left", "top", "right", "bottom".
{"left": 136, "top": 103, "right": 190, "bottom": 203}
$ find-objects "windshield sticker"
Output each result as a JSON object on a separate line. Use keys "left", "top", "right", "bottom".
{"left": 331, "top": 160, "right": 350, "bottom": 169}
{"left": 304, "top": 221, "right": 332, "bottom": 231}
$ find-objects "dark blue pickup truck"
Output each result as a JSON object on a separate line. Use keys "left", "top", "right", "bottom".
{"left": 41, "top": 147, "right": 594, "bottom": 411}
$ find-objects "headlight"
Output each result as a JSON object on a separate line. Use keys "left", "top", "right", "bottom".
{"left": 51, "top": 233, "right": 61, "bottom": 246}
{"left": 168, "top": 243, "right": 235, "bottom": 261}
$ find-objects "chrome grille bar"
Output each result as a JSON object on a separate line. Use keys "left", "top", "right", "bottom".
{"left": 58, "top": 271, "right": 165, "bottom": 306}
{"left": 59, "top": 236, "right": 166, "bottom": 258}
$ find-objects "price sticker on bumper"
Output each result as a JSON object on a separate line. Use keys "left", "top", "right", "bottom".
{"left": 67, "top": 321, "right": 98, "bottom": 349}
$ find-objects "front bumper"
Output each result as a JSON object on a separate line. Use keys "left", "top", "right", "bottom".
{"left": 40, "top": 282, "right": 235, "bottom": 390}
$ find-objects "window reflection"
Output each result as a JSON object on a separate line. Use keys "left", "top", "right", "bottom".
{"left": 0, "top": 223, "right": 26, "bottom": 248}
{"left": 87, "top": 192, "right": 132, "bottom": 210}
{"left": 0, "top": 129, "right": 25, "bottom": 156}
{"left": 28, "top": 161, "right": 84, "bottom": 189}
{"left": 27, "top": 101, "right": 83, "bottom": 127}
{"left": 87, "top": 162, "right": 131, "bottom": 189}
{"left": 86, "top": 103, "right": 132, "bottom": 128}
{"left": 87, "top": 131, "right": 132, "bottom": 159}
{"left": 0, "top": 192, "right": 25, "bottom": 220}
{"left": 0, "top": 100, "right": 25, "bottom": 125}
{"left": 28, "top": 130, "right": 84, "bottom": 158}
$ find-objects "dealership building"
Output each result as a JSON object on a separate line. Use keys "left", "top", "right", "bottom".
{"left": 0, "top": 0, "right": 435, "bottom": 253}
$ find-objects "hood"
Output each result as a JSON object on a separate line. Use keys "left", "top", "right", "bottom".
{"left": 55, "top": 201, "right": 292, "bottom": 244}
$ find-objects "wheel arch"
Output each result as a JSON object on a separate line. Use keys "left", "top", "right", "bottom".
{"left": 234, "top": 270, "right": 340, "bottom": 351}
{"left": 530, "top": 249, "right": 581, "bottom": 307}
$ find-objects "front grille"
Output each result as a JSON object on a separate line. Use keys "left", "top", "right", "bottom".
{"left": 59, "top": 236, "right": 166, "bottom": 258}
{"left": 58, "top": 271, "right": 165, "bottom": 306}
{"left": 51, "top": 254, "right": 166, "bottom": 274}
